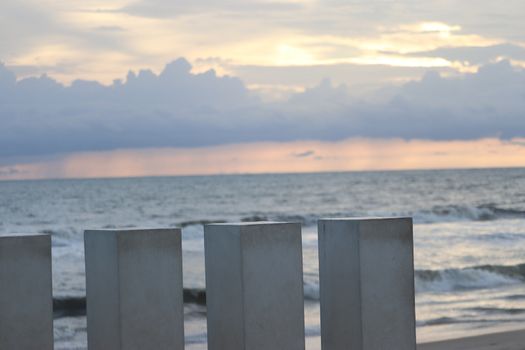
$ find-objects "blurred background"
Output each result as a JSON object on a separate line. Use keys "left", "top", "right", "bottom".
{"left": 1, "top": 1, "right": 525, "bottom": 348}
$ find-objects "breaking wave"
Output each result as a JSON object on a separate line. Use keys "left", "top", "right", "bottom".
{"left": 415, "top": 263, "right": 525, "bottom": 293}
{"left": 53, "top": 288, "right": 208, "bottom": 319}
{"left": 182, "top": 204, "right": 525, "bottom": 228}
{"left": 414, "top": 204, "right": 525, "bottom": 223}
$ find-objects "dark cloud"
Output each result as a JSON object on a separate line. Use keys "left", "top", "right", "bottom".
{"left": 0, "top": 166, "right": 22, "bottom": 176}
{"left": 0, "top": 58, "right": 254, "bottom": 157}
{"left": 292, "top": 150, "right": 315, "bottom": 158}
{"left": 1, "top": 59, "right": 524, "bottom": 159}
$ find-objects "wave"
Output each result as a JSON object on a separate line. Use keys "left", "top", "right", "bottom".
{"left": 183, "top": 288, "right": 206, "bottom": 305}
{"left": 178, "top": 214, "right": 319, "bottom": 227}
{"left": 53, "top": 297, "right": 86, "bottom": 318}
{"left": 420, "top": 315, "right": 525, "bottom": 327}
{"left": 31, "top": 203, "right": 525, "bottom": 241}
{"left": 302, "top": 263, "right": 525, "bottom": 301}
{"left": 244, "top": 204, "right": 525, "bottom": 226}
{"left": 177, "top": 216, "right": 315, "bottom": 228}
{"left": 52, "top": 263, "right": 525, "bottom": 320}
{"left": 53, "top": 282, "right": 322, "bottom": 319}
{"left": 303, "top": 264, "right": 525, "bottom": 302}
{"left": 467, "top": 307, "right": 525, "bottom": 315}
{"left": 304, "top": 282, "right": 320, "bottom": 301}
{"left": 415, "top": 204, "right": 525, "bottom": 223}
{"left": 53, "top": 288, "right": 208, "bottom": 319}
{"left": 415, "top": 263, "right": 525, "bottom": 293}
{"left": 179, "top": 204, "right": 525, "bottom": 229}
{"left": 303, "top": 263, "right": 525, "bottom": 300}
{"left": 178, "top": 220, "right": 227, "bottom": 228}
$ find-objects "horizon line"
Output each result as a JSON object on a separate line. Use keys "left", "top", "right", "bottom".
{"left": 2, "top": 164, "right": 524, "bottom": 183}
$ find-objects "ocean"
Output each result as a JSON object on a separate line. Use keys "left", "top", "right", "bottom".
{"left": 1, "top": 168, "right": 525, "bottom": 348}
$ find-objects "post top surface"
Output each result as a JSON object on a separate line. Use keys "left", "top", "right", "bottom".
{"left": 206, "top": 221, "right": 298, "bottom": 227}
{"left": 319, "top": 216, "right": 412, "bottom": 222}
{"left": 0, "top": 233, "right": 50, "bottom": 239}
{"left": 84, "top": 228, "right": 180, "bottom": 235}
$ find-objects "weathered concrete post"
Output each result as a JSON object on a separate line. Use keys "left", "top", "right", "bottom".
{"left": 0, "top": 234, "right": 53, "bottom": 350}
{"left": 318, "top": 217, "right": 416, "bottom": 350}
{"left": 205, "top": 222, "right": 305, "bottom": 350}
{"left": 84, "top": 229, "right": 184, "bottom": 350}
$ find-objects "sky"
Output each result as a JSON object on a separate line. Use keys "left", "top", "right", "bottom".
{"left": 1, "top": 0, "right": 525, "bottom": 179}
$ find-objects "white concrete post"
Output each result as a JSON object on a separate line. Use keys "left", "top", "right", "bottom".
{"left": 318, "top": 218, "right": 416, "bottom": 350}
{"left": 204, "top": 222, "right": 305, "bottom": 350}
{"left": 84, "top": 229, "right": 184, "bottom": 350}
{"left": 0, "top": 234, "right": 53, "bottom": 350}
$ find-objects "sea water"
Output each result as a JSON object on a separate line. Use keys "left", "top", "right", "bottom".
{"left": 1, "top": 168, "right": 525, "bottom": 348}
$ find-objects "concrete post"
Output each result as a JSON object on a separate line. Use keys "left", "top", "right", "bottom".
{"left": 318, "top": 218, "right": 416, "bottom": 350}
{"left": 84, "top": 229, "right": 184, "bottom": 350}
{"left": 204, "top": 222, "right": 305, "bottom": 350}
{"left": 0, "top": 234, "right": 53, "bottom": 350}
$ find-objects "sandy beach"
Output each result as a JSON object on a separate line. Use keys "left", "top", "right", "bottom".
{"left": 418, "top": 329, "right": 525, "bottom": 350}
{"left": 186, "top": 329, "right": 525, "bottom": 350}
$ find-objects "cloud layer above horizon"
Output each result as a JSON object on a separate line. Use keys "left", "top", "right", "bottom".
{"left": 1, "top": 58, "right": 525, "bottom": 160}
{"left": 2, "top": 0, "right": 525, "bottom": 90}
{"left": 1, "top": 0, "right": 525, "bottom": 176}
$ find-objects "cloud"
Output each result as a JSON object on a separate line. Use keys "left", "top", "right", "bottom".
{"left": 408, "top": 43, "right": 525, "bottom": 65}
{"left": 505, "top": 140, "right": 525, "bottom": 147}
{"left": 4, "top": 0, "right": 523, "bottom": 91}
{"left": 3, "top": 0, "right": 524, "bottom": 90}
{"left": 1, "top": 59, "right": 524, "bottom": 160}
{"left": 0, "top": 58, "right": 255, "bottom": 157}
{"left": 115, "top": 0, "right": 525, "bottom": 44}
{"left": 292, "top": 150, "right": 315, "bottom": 158}
{"left": 231, "top": 63, "right": 451, "bottom": 97}
{"left": 0, "top": 166, "right": 22, "bottom": 177}
{"left": 119, "top": 0, "right": 305, "bottom": 18}
{"left": 0, "top": 2, "right": 62, "bottom": 57}
{"left": 3, "top": 138, "right": 525, "bottom": 180}
{"left": 93, "top": 26, "right": 126, "bottom": 32}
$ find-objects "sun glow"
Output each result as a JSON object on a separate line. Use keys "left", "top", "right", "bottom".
{"left": 340, "top": 55, "right": 452, "bottom": 68}
{"left": 4, "top": 9, "right": 505, "bottom": 85}
{"left": 275, "top": 44, "right": 316, "bottom": 66}
{"left": 416, "top": 22, "right": 461, "bottom": 34}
